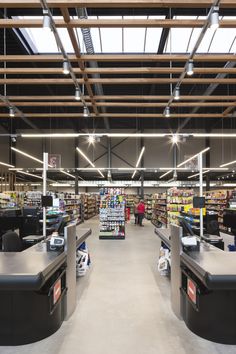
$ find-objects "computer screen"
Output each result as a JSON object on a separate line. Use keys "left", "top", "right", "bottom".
{"left": 56, "top": 219, "right": 68, "bottom": 236}
{"left": 179, "top": 218, "right": 195, "bottom": 236}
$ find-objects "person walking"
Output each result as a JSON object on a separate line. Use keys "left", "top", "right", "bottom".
{"left": 137, "top": 200, "right": 145, "bottom": 227}
{"left": 134, "top": 201, "right": 139, "bottom": 225}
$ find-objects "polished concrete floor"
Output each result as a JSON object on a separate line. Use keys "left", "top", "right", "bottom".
{"left": 1, "top": 217, "right": 236, "bottom": 354}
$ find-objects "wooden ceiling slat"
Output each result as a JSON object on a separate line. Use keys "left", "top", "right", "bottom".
{"left": 0, "top": 78, "right": 235, "bottom": 84}
{"left": 0, "top": 19, "right": 235, "bottom": 28}
{"left": 0, "top": 0, "right": 235, "bottom": 9}
{"left": 0, "top": 101, "right": 235, "bottom": 107}
{"left": 1, "top": 67, "right": 236, "bottom": 75}
{"left": 6, "top": 95, "right": 236, "bottom": 101}
{"left": 0, "top": 113, "right": 225, "bottom": 118}
{"left": 0, "top": 54, "right": 235, "bottom": 62}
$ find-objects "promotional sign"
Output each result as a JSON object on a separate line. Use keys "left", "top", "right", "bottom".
{"left": 187, "top": 278, "right": 197, "bottom": 305}
{"left": 48, "top": 154, "right": 61, "bottom": 169}
{"left": 53, "top": 278, "right": 62, "bottom": 305}
{"left": 184, "top": 155, "right": 198, "bottom": 171}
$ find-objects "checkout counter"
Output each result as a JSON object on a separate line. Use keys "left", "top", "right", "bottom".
{"left": 0, "top": 226, "right": 91, "bottom": 345}
{"left": 155, "top": 225, "right": 236, "bottom": 344}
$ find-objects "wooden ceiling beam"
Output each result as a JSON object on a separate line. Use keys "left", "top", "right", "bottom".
{"left": 1, "top": 101, "right": 235, "bottom": 107}
{"left": 0, "top": 19, "right": 235, "bottom": 28}
{"left": 0, "top": 54, "right": 235, "bottom": 62}
{"left": 6, "top": 95, "right": 236, "bottom": 101}
{"left": 0, "top": 0, "right": 235, "bottom": 9}
{"left": 0, "top": 113, "right": 225, "bottom": 118}
{"left": 0, "top": 78, "right": 235, "bottom": 84}
{"left": 1, "top": 67, "right": 236, "bottom": 75}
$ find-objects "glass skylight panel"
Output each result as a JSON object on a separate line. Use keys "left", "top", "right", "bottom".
{"left": 164, "top": 16, "right": 197, "bottom": 53}
{"left": 98, "top": 16, "right": 122, "bottom": 53}
{"left": 209, "top": 28, "right": 236, "bottom": 53}
{"left": 145, "top": 16, "right": 164, "bottom": 53}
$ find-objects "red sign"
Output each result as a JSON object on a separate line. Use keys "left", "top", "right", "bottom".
{"left": 187, "top": 278, "right": 197, "bottom": 305}
{"left": 53, "top": 278, "right": 61, "bottom": 305}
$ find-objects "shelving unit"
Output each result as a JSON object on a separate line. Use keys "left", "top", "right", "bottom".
{"left": 62, "top": 193, "right": 83, "bottom": 225}
{"left": 152, "top": 192, "right": 167, "bottom": 227}
{"left": 83, "top": 194, "right": 97, "bottom": 220}
{"left": 24, "top": 191, "right": 42, "bottom": 207}
{"left": 99, "top": 191, "right": 126, "bottom": 240}
{"left": 204, "top": 190, "right": 231, "bottom": 232}
{"left": 167, "top": 188, "right": 194, "bottom": 226}
{"left": 144, "top": 195, "right": 154, "bottom": 220}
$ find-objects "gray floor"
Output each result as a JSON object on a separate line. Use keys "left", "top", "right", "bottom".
{"left": 2, "top": 217, "right": 236, "bottom": 354}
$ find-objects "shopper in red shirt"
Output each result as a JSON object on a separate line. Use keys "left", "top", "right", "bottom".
{"left": 137, "top": 200, "right": 145, "bottom": 226}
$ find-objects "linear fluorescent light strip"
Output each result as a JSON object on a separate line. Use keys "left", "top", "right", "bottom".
{"left": 131, "top": 170, "right": 137, "bottom": 179}
{"left": 188, "top": 170, "right": 210, "bottom": 179}
{"left": 177, "top": 147, "right": 210, "bottom": 168}
{"left": 220, "top": 160, "right": 236, "bottom": 168}
{"left": 17, "top": 171, "right": 43, "bottom": 180}
{"left": 0, "top": 161, "right": 15, "bottom": 168}
{"left": 159, "top": 170, "right": 173, "bottom": 179}
{"left": 21, "top": 133, "right": 236, "bottom": 139}
{"left": 76, "top": 147, "right": 104, "bottom": 178}
{"left": 60, "top": 169, "right": 75, "bottom": 179}
{"left": 11, "top": 147, "right": 53, "bottom": 167}
{"left": 131, "top": 146, "right": 145, "bottom": 179}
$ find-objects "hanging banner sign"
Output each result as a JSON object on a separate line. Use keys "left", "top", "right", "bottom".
{"left": 48, "top": 154, "right": 61, "bottom": 168}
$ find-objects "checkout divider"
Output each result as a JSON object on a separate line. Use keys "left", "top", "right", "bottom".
{"left": 155, "top": 226, "right": 236, "bottom": 345}
{"left": 0, "top": 225, "right": 91, "bottom": 346}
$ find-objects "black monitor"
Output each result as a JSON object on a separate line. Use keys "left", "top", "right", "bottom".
{"left": 56, "top": 219, "right": 68, "bottom": 236}
{"left": 179, "top": 218, "right": 195, "bottom": 236}
{"left": 22, "top": 207, "right": 39, "bottom": 217}
{"left": 223, "top": 209, "right": 236, "bottom": 229}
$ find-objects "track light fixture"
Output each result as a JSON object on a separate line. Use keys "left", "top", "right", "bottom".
{"left": 9, "top": 107, "right": 15, "bottom": 117}
{"left": 174, "top": 87, "right": 180, "bottom": 101}
{"left": 164, "top": 107, "right": 170, "bottom": 118}
{"left": 210, "top": 7, "right": 219, "bottom": 30}
{"left": 62, "top": 61, "right": 70, "bottom": 75}
{"left": 186, "top": 60, "right": 194, "bottom": 76}
{"left": 74, "top": 88, "right": 81, "bottom": 101}
{"left": 83, "top": 106, "right": 89, "bottom": 118}
{"left": 42, "top": 9, "right": 51, "bottom": 29}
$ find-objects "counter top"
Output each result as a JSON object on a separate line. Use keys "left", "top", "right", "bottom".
{"left": 181, "top": 244, "right": 236, "bottom": 290}
{"left": 154, "top": 226, "right": 236, "bottom": 290}
{"left": 0, "top": 227, "right": 91, "bottom": 291}
{"left": 155, "top": 228, "right": 171, "bottom": 248}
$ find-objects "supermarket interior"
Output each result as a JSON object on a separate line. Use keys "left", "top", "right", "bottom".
{"left": 1, "top": 0, "right": 236, "bottom": 353}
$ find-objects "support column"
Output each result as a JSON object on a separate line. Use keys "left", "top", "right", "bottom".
{"left": 43, "top": 152, "right": 48, "bottom": 239}
{"left": 75, "top": 137, "right": 79, "bottom": 194}
{"left": 9, "top": 132, "right": 16, "bottom": 191}
{"left": 205, "top": 137, "right": 210, "bottom": 191}
{"left": 173, "top": 143, "right": 178, "bottom": 180}
{"left": 140, "top": 137, "right": 144, "bottom": 198}
{"left": 107, "top": 137, "right": 112, "bottom": 181}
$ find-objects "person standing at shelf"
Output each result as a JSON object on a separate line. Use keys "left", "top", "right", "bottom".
{"left": 137, "top": 200, "right": 145, "bottom": 227}
{"left": 134, "top": 201, "right": 139, "bottom": 225}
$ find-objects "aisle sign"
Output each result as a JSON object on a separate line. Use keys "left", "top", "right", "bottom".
{"left": 187, "top": 278, "right": 197, "bottom": 305}
{"left": 49, "top": 154, "right": 61, "bottom": 169}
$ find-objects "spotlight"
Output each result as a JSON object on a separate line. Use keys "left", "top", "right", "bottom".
{"left": 172, "top": 135, "right": 178, "bottom": 144}
{"left": 174, "top": 87, "right": 180, "bottom": 100}
{"left": 88, "top": 135, "right": 95, "bottom": 144}
{"left": 210, "top": 8, "right": 219, "bottom": 30}
{"left": 43, "top": 10, "right": 51, "bottom": 29}
{"left": 83, "top": 106, "right": 89, "bottom": 117}
{"left": 75, "top": 88, "right": 81, "bottom": 101}
{"left": 164, "top": 107, "right": 170, "bottom": 118}
{"left": 9, "top": 107, "right": 15, "bottom": 117}
{"left": 62, "top": 61, "right": 70, "bottom": 75}
{"left": 186, "top": 60, "right": 194, "bottom": 76}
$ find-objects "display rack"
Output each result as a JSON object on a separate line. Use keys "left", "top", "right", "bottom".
{"left": 62, "top": 193, "right": 83, "bottom": 225}
{"left": 24, "top": 191, "right": 42, "bottom": 207}
{"left": 152, "top": 192, "right": 167, "bottom": 227}
{"left": 204, "top": 190, "right": 231, "bottom": 232}
{"left": 99, "top": 188, "right": 125, "bottom": 239}
{"left": 83, "top": 194, "right": 97, "bottom": 220}
{"left": 167, "top": 188, "right": 194, "bottom": 225}
{"left": 144, "top": 195, "right": 154, "bottom": 220}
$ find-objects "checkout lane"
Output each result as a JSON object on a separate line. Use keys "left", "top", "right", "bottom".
{"left": 155, "top": 226, "right": 236, "bottom": 344}
{"left": 0, "top": 227, "right": 91, "bottom": 346}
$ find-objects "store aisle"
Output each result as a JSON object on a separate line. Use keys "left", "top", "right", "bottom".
{"left": 2, "top": 217, "right": 236, "bottom": 354}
